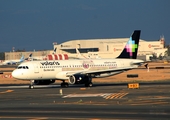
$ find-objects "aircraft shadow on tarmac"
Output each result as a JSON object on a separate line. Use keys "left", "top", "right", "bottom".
{"left": 1, "top": 81, "right": 170, "bottom": 89}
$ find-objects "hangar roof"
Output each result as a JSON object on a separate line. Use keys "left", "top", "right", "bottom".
{"left": 60, "top": 38, "right": 146, "bottom": 44}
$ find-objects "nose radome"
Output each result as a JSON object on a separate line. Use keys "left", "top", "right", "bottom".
{"left": 12, "top": 70, "right": 18, "bottom": 79}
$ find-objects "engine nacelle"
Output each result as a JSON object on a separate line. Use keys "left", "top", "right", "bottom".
{"left": 34, "top": 80, "right": 55, "bottom": 85}
{"left": 68, "top": 75, "right": 91, "bottom": 84}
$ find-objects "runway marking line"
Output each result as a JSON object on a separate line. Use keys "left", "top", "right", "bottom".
{"left": 62, "top": 92, "right": 128, "bottom": 99}
{"left": 0, "top": 90, "right": 14, "bottom": 94}
{"left": 62, "top": 93, "right": 107, "bottom": 98}
{"left": 104, "top": 93, "right": 129, "bottom": 99}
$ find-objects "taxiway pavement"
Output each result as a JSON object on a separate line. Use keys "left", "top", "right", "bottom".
{"left": 0, "top": 83, "right": 170, "bottom": 120}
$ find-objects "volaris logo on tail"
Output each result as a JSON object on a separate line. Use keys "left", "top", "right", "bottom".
{"left": 125, "top": 37, "right": 138, "bottom": 57}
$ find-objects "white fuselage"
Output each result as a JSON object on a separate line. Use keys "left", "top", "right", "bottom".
{"left": 12, "top": 58, "right": 143, "bottom": 81}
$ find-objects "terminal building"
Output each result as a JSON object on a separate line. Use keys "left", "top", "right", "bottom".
{"left": 53, "top": 37, "right": 167, "bottom": 59}
{"left": 4, "top": 37, "right": 167, "bottom": 61}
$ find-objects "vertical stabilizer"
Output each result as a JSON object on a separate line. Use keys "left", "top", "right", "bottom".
{"left": 117, "top": 30, "right": 141, "bottom": 59}
{"left": 53, "top": 48, "right": 57, "bottom": 54}
{"left": 20, "top": 55, "right": 25, "bottom": 62}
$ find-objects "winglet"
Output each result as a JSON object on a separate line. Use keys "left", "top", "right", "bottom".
{"left": 117, "top": 30, "right": 141, "bottom": 59}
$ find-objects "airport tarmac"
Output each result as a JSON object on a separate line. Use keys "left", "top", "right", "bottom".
{"left": 0, "top": 82, "right": 170, "bottom": 120}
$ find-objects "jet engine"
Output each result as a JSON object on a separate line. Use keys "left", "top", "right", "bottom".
{"left": 34, "top": 80, "right": 55, "bottom": 85}
{"left": 68, "top": 75, "right": 91, "bottom": 84}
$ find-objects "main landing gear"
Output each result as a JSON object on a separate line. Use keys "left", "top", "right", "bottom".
{"left": 85, "top": 82, "right": 93, "bottom": 87}
{"left": 84, "top": 76, "right": 93, "bottom": 87}
{"left": 61, "top": 81, "right": 69, "bottom": 88}
{"left": 28, "top": 79, "right": 93, "bottom": 88}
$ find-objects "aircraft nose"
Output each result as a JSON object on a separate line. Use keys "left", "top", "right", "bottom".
{"left": 12, "top": 70, "right": 19, "bottom": 79}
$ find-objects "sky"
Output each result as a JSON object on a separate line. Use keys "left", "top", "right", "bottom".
{"left": 0, "top": 0, "right": 170, "bottom": 52}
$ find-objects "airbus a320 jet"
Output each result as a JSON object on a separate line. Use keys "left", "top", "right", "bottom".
{"left": 12, "top": 30, "right": 144, "bottom": 89}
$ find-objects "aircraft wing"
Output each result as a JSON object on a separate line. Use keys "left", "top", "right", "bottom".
{"left": 66, "top": 67, "right": 133, "bottom": 76}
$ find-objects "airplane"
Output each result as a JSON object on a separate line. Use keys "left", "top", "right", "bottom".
{"left": 2, "top": 55, "right": 25, "bottom": 65}
{"left": 2, "top": 53, "right": 34, "bottom": 65}
{"left": 12, "top": 30, "right": 144, "bottom": 89}
{"left": 24, "top": 52, "right": 46, "bottom": 61}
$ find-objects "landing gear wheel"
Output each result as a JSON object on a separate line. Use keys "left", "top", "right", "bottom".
{"left": 29, "top": 85, "right": 34, "bottom": 89}
{"left": 85, "top": 82, "right": 93, "bottom": 87}
{"left": 61, "top": 82, "right": 69, "bottom": 88}
{"left": 89, "top": 82, "right": 93, "bottom": 87}
{"left": 64, "top": 83, "right": 69, "bottom": 88}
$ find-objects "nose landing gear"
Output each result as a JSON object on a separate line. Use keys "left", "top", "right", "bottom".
{"left": 29, "top": 80, "right": 34, "bottom": 89}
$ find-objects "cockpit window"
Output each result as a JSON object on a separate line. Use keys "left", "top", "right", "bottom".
{"left": 17, "top": 66, "right": 29, "bottom": 69}
{"left": 18, "top": 66, "right": 22, "bottom": 69}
